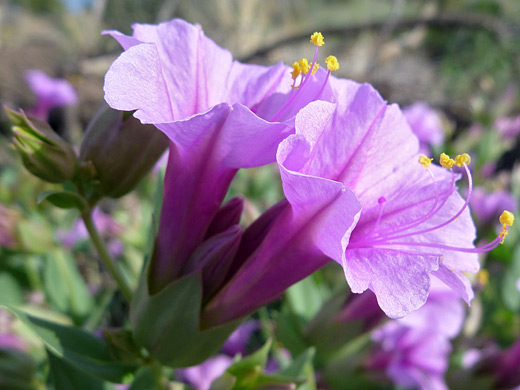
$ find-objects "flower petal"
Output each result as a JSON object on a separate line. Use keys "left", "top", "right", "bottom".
{"left": 344, "top": 248, "right": 439, "bottom": 318}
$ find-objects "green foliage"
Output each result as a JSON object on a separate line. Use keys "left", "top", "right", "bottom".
{"left": 4, "top": 306, "right": 138, "bottom": 382}
{"left": 37, "top": 190, "right": 87, "bottom": 211}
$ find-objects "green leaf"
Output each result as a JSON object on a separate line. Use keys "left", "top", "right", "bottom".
{"left": 43, "top": 251, "right": 94, "bottom": 322}
{"left": 47, "top": 350, "right": 106, "bottom": 390}
{"left": 279, "top": 348, "right": 315, "bottom": 379}
{"left": 227, "top": 340, "right": 272, "bottom": 377}
{"left": 286, "top": 276, "right": 330, "bottom": 322}
{"left": 3, "top": 306, "right": 137, "bottom": 382}
{"left": 128, "top": 367, "right": 160, "bottom": 390}
{"left": 0, "top": 348, "right": 39, "bottom": 390}
{"left": 274, "top": 307, "right": 308, "bottom": 357}
{"left": 37, "top": 190, "right": 87, "bottom": 210}
{"left": 131, "top": 270, "right": 239, "bottom": 367}
{"left": 210, "top": 372, "right": 236, "bottom": 390}
{"left": 502, "top": 245, "right": 520, "bottom": 310}
{"left": 0, "top": 273, "right": 24, "bottom": 306}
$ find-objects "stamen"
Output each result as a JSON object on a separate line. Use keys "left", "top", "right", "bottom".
{"left": 347, "top": 154, "right": 515, "bottom": 257}
{"left": 271, "top": 32, "right": 330, "bottom": 122}
{"left": 298, "top": 58, "right": 311, "bottom": 75}
{"left": 291, "top": 61, "right": 301, "bottom": 81}
{"left": 325, "top": 55, "right": 340, "bottom": 72}
{"left": 310, "top": 32, "right": 325, "bottom": 47}
{"left": 366, "top": 159, "right": 449, "bottom": 240}
{"left": 454, "top": 153, "right": 471, "bottom": 167}
{"left": 440, "top": 153, "right": 455, "bottom": 169}
{"left": 499, "top": 210, "right": 514, "bottom": 244}
{"left": 419, "top": 155, "right": 433, "bottom": 168}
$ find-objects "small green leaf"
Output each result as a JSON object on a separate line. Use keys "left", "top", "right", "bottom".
{"left": 37, "top": 190, "right": 87, "bottom": 210}
{"left": 128, "top": 367, "right": 160, "bottom": 390}
{"left": 227, "top": 339, "right": 272, "bottom": 377}
{"left": 0, "top": 273, "right": 24, "bottom": 306}
{"left": 502, "top": 246, "right": 520, "bottom": 310}
{"left": 286, "top": 276, "right": 330, "bottom": 322}
{"left": 279, "top": 348, "right": 315, "bottom": 378}
{"left": 48, "top": 350, "right": 106, "bottom": 390}
{"left": 3, "top": 306, "right": 137, "bottom": 382}
{"left": 43, "top": 251, "right": 94, "bottom": 322}
{"left": 210, "top": 372, "right": 236, "bottom": 390}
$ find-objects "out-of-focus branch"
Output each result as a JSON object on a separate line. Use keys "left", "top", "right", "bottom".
{"left": 240, "top": 14, "right": 511, "bottom": 62}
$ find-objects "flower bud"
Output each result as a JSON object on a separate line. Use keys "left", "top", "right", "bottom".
{"left": 79, "top": 105, "right": 168, "bottom": 198}
{"left": 205, "top": 197, "right": 244, "bottom": 239}
{"left": 184, "top": 225, "right": 242, "bottom": 300}
{"left": 5, "top": 107, "right": 77, "bottom": 183}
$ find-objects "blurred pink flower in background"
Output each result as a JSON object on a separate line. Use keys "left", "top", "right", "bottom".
{"left": 470, "top": 187, "right": 517, "bottom": 224}
{"left": 24, "top": 70, "right": 77, "bottom": 120}
{"left": 369, "top": 279, "right": 465, "bottom": 390}
{"left": 495, "top": 115, "right": 520, "bottom": 140}
{"left": 58, "top": 208, "right": 123, "bottom": 257}
{"left": 176, "top": 355, "right": 233, "bottom": 390}
{"left": 0, "top": 309, "right": 27, "bottom": 351}
{"left": 403, "top": 102, "right": 445, "bottom": 154}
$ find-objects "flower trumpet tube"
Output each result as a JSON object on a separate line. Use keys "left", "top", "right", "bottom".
{"left": 103, "top": 20, "right": 337, "bottom": 292}
{"left": 203, "top": 78, "right": 512, "bottom": 327}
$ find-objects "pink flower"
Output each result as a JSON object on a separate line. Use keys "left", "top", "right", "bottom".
{"left": 403, "top": 102, "right": 445, "bottom": 153}
{"left": 176, "top": 355, "right": 233, "bottom": 390}
{"left": 24, "top": 70, "right": 77, "bottom": 120}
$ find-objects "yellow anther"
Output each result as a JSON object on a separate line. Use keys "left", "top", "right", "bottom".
{"left": 500, "top": 210, "right": 514, "bottom": 227}
{"left": 311, "top": 63, "right": 319, "bottom": 75}
{"left": 291, "top": 61, "right": 301, "bottom": 80}
{"left": 439, "top": 153, "right": 455, "bottom": 169}
{"left": 325, "top": 55, "right": 339, "bottom": 71}
{"left": 454, "top": 153, "right": 471, "bottom": 167}
{"left": 298, "top": 58, "right": 311, "bottom": 74}
{"left": 419, "top": 155, "right": 433, "bottom": 168}
{"left": 499, "top": 210, "right": 514, "bottom": 244}
{"left": 310, "top": 32, "right": 325, "bottom": 47}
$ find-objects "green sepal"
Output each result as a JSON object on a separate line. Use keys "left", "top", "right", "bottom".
{"left": 130, "top": 265, "right": 240, "bottom": 368}
{"left": 3, "top": 306, "right": 137, "bottom": 382}
{"left": 37, "top": 190, "right": 87, "bottom": 211}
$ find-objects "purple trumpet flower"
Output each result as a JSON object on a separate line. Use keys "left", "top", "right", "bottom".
{"left": 369, "top": 279, "right": 465, "bottom": 390}
{"left": 24, "top": 70, "right": 77, "bottom": 121}
{"left": 104, "top": 20, "right": 336, "bottom": 291}
{"left": 204, "top": 78, "right": 512, "bottom": 326}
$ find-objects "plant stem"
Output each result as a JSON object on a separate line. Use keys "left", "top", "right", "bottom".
{"left": 82, "top": 209, "right": 133, "bottom": 301}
